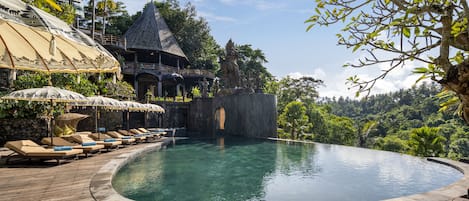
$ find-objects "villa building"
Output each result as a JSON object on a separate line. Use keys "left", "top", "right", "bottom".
{"left": 103, "top": 3, "right": 215, "bottom": 101}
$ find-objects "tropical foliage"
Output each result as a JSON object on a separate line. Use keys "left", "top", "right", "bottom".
{"left": 279, "top": 101, "right": 309, "bottom": 140}
{"left": 307, "top": 0, "right": 469, "bottom": 125}
{"left": 24, "top": 0, "right": 76, "bottom": 24}
{"left": 235, "top": 44, "right": 273, "bottom": 89}
{"left": 408, "top": 127, "right": 446, "bottom": 157}
{"left": 0, "top": 73, "right": 135, "bottom": 119}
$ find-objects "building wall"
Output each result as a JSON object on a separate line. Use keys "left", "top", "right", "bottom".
{"left": 188, "top": 93, "right": 277, "bottom": 138}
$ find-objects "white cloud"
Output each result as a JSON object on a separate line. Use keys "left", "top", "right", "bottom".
{"left": 307, "top": 64, "right": 426, "bottom": 99}
{"left": 287, "top": 68, "right": 326, "bottom": 80}
{"left": 197, "top": 11, "right": 237, "bottom": 22}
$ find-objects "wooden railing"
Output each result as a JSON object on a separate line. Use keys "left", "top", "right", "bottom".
{"left": 122, "top": 62, "right": 215, "bottom": 78}
{"left": 100, "top": 35, "right": 124, "bottom": 47}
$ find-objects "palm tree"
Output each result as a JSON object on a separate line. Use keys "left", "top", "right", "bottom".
{"left": 91, "top": 0, "right": 95, "bottom": 40}
{"left": 408, "top": 126, "right": 446, "bottom": 157}
{"left": 25, "top": 0, "right": 62, "bottom": 11}
{"left": 96, "top": 0, "right": 118, "bottom": 37}
{"left": 357, "top": 120, "right": 377, "bottom": 147}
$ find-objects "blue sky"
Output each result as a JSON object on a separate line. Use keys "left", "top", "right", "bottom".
{"left": 119, "top": 0, "right": 421, "bottom": 98}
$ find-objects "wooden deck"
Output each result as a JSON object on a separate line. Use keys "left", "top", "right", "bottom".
{"left": 0, "top": 142, "right": 160, "bottom": 201}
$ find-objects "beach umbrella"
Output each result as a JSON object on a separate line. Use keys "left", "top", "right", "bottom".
{"left": 142, "top": 103, "right": 165, "bottom": 128}
{"left": 121, "top": 101, "right": 148, "bottom": 130}
{"left": 0, "top": 0, "right": 120, "bottom": 75}
{"left": 142, "top": 103, "right": 165, "bottom": 113}
{"left": 121, "top": 101, "right": 147, "bottom": 112}
{"left": 73, "top": 96, "right": 124, "bottom": 137}
{"left": 55, "top": 113, "right": 89, "bottom": 136}
{"left": 1, "top": 86, "right": 87, "bottom": 144}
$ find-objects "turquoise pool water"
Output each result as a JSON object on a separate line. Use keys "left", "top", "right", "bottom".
{"left": 113, "top": 138, "right": 463, "bottom": 201}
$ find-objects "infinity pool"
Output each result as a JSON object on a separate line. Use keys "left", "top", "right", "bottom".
{"left": 113, "top": 137, "right": 462, "bottom": 201}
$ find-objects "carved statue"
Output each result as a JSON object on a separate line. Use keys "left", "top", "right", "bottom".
{"left": 220, "top": 39, "right": 241, "bottom": 88}
{"left": 201, "top": 77, "right": 209, "bottom": 98}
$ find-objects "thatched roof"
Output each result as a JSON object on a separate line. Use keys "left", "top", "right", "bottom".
{"left": 124, "top": 3, "right": 187, "bottom": 60}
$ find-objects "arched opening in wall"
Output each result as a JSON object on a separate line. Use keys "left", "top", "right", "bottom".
{"left": 215, "top": 107, "right": 225, "bottom": 130}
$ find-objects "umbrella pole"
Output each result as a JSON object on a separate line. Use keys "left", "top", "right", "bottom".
{"left": 127, "top": 111, "right": 130, "bottom": 130}
{"left": 95, "top": 108, "right": 100, "bottom": 139}
{"left": 49, "top": 99, "right": 54, "bottom": 146}
{"left": 144, "top": 111, "right": 148, "bottom": 129}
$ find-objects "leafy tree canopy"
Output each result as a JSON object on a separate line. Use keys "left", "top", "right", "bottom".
{"left": 307, "top": 0, "right": 469, "bottom": 124}
{"left": 235, "top": 44, "right": 273, "bottom": 89}
{"left": 279, "top": 101, "right": 310, "bottom": 139}
{"left": 24, "top": 0, "right": 76, "bottom": 24}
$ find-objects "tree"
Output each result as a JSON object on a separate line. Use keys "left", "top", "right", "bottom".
{"left": 324, "top": 115, "right": 357, "bottom": 145}
{"left": 236, "top": 44, "right": 273, "bottom": 89}
{"left": 374, "top": 135, "right": 409, "bottom": 153}
{"left": 408, "top": 126, "right": 446, "bottom": 157}
{"left": 277, "top": 76, "right": 323, "bottom": 112}
{"left": 279, "top": 101, "right": 309, "bottom": 140}
{"left": 358, "top": 120, "right": 378, "bottom": 147}
{"left": 307, "top": 0, "right": 469, "bottom": 124}
{"left": 25, "top": 0, "right": 76, "bottom": 24}
{"left": 96, "top": 0, "right": 121, "bottom": 36}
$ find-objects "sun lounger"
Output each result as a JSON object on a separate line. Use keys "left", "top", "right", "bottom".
{"left": 88, "top": 133, "right": 135, "bottom": 145}
{"left": 70, "top": 134, "right": 121, "bottom": 151}
{"left": 4, "top": 140, "right": 83, "bottom": 165}
{"left": 137, "top": 128, "right": 167, "bottom": 136}
{"left": 41, "top": 137, "right": 104, "bottom": 157}
{"left": 129, "top": 129, "right": 163, "bottom": 142}
{"left": 107, "top": 131, "right": 144, "bottom": 143}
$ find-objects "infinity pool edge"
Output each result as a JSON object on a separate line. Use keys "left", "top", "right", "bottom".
{"left": 91, "top": 138, "right": 468, "bottom": 201}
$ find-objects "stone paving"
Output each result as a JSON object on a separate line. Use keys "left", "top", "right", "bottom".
{"left": 0, "top": 139, "right": 467, "bottom": 201}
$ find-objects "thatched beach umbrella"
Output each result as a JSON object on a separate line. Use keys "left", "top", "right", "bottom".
{"left": 120, "top": 101, "right": 148, "bottom": 130}
{"left": 1, "top": 86, "right": 87, "bottom": 144}
{"left": 55, "top": 113, "right": 89, "bottom": 136}
{"left": 142, "top": 103, "right": 165, "bottom": 128}
{"left": 73, "top": 96, "right": 124, "bottom": 138}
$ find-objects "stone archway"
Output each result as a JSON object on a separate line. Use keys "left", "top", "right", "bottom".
{"left": 136, "top": 73, "right": 159, "bottom": 101}
{"left": 215, "top": 107, "right": 225, "bottom": 130}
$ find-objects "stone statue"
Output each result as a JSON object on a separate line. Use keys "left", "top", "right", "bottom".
{"left": 220, "top": 39, "right": 241, "bottom": 88}
{"left": 201, "top": 78, "right": 209, "bottom": 98}
{"left": 212, "top": 78, "right": 220, "bottom": 96}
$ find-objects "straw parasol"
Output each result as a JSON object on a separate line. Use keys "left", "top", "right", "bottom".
{"left": 55, "top": 113, "right": 89, "bottom": 136}
{"left": 142, "top": 103, "right": 165, "bottom": 129}
{"left": 120, "top": 101, "right": 148, "bottom": 130}
{"left": 73, "top": 96, "right": 124, "bottom": 138}
{"left": 142, "top": 103, "right": 165, "bottom": 113}
{"left": 1, "top": 86, "right": 87, "bottom": 144}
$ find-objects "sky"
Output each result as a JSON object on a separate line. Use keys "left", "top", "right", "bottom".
{"left": 117, "top": 0, "right": 422, "bottom": 98}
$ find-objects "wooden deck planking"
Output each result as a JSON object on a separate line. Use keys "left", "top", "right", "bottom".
{"left": 0, "top": 143, "right": 157, "bottom": 201}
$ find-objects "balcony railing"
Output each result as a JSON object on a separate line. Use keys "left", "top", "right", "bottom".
{"left": 123, "top": 62, "right": 215, "bottom": 78}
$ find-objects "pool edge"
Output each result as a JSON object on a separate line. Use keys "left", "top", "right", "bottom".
{"left": 384, "top": 157, "right": 469, "bottom": 201}
{"left": 91, "top": 138, "right": 468, "bottom": 201}
{"left": 270, "top": 138, "right": 469, "bottom": 201}
{"left": 89, "top": 142, "right": 164, "bottom": 201}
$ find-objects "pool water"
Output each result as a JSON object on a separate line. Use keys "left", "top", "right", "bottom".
{"left": 113, "top": 137, "right": 463, "bottom": 201}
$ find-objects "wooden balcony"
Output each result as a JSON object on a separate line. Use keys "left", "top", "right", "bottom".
{"left": 122, "top": 62, "right": 215, "bottom": 78}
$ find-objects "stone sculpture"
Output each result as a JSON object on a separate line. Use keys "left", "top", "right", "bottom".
{"left": 220, "top": 39, "right": 241, "bottom": 89}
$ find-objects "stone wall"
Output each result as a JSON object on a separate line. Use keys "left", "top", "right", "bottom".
{"left": 152, "top": 102, "right": 189, "bottom": 129}
{"left": 73, "top": 108, "right": 124, "bottom": 132}
{"left": 187, "top": 93, "right": 277, "bottom": 138}
{"left": 0, "top": 118, "right": 48, "bottom": 146}
{"left": 187, "top": 98, "right": 216, "bottom": 138}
